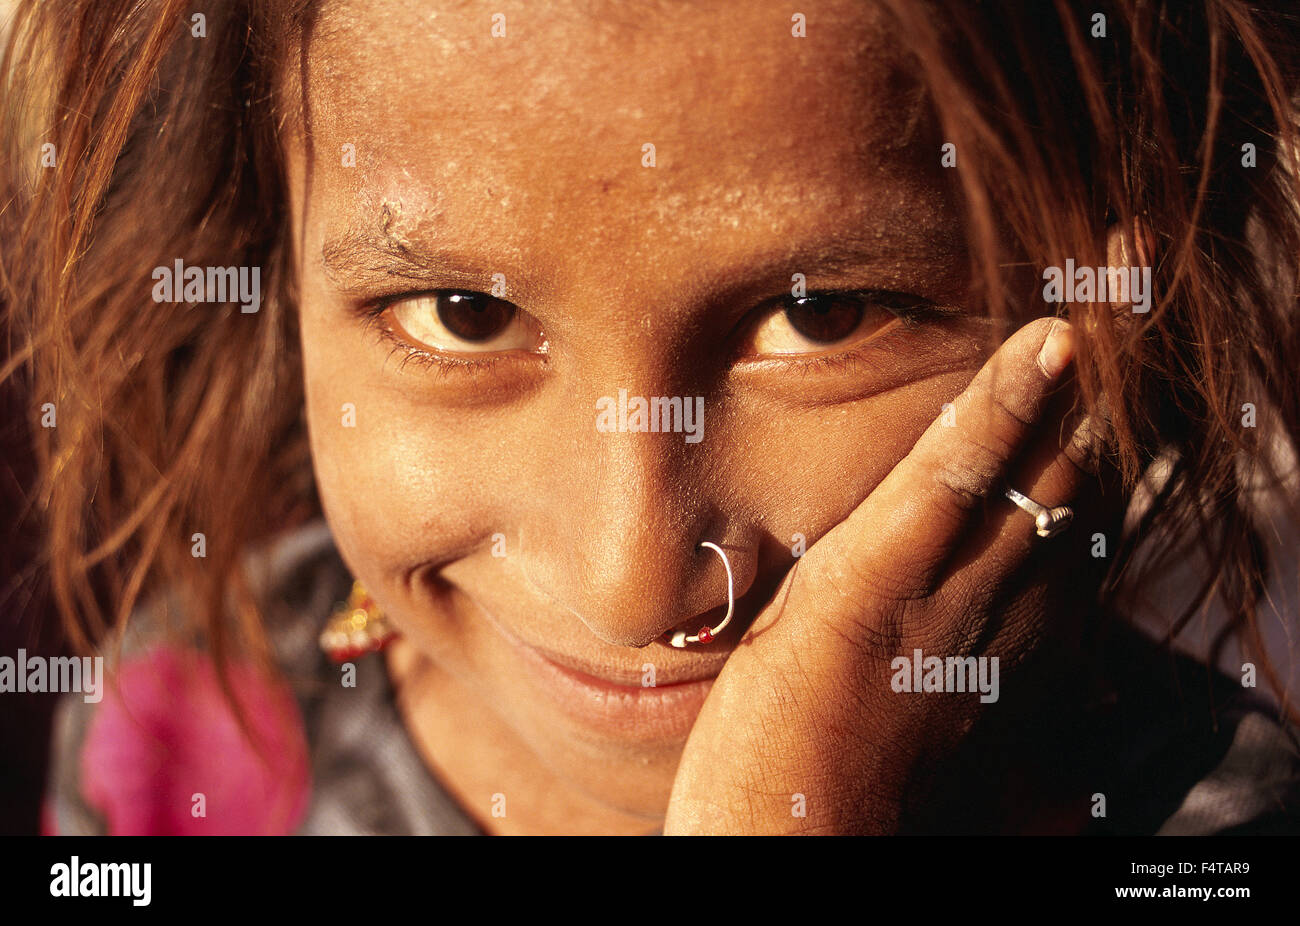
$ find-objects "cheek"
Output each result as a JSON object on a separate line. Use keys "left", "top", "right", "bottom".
{"left": 298, "top": 302, "right": 504, "bottom": 586}
{"left": 719, "top": 370, "right": 976, "bottom": 548}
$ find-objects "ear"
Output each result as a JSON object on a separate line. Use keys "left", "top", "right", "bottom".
{"left": 1080, "top": 217, "right": 1154, "bottom": 468}
{"left": 1104, "top": 217, "right": 1156, "bottom": 316}
{"left": 1106, "top": 216, "right": 1154, "bottom": 268}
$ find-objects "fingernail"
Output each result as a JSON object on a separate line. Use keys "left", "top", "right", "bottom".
{"left": 1036, "top": 319, "right": 1075, "bottom": 379}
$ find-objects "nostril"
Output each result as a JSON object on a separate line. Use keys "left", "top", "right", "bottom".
{"left": 665, "top": 541, "right": 735, "bottom": 648}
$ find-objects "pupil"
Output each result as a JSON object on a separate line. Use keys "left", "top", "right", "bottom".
{"left": 784, "top": 296, "right": 863, "bottom": 343}
{"left": 437, "top": 293, "right": 514, "bottom": 342}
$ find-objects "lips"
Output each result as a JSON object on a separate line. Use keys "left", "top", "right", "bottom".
{"left": 468, "top": 590, "right": 739, "bottom": 686}
{"left": 522, "top": 636, "right": 730, "bottom": 689}
{"left": 511, "top": 637, "right": 720, "bottom": 741}
{"left": 462, "top": 598, "right": 734, "bottom": 740}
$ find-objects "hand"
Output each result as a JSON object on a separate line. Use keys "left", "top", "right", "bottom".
{"left": 664, "top": 317, "right": 1106, "bottom": 834}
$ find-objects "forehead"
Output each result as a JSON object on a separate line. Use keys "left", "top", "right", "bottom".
{"left": 296, "top": 0, "right": 958, "bottom": 299}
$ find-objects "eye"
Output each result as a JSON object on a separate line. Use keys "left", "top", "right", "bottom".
{"left": 744, "top": 290, "right": 932, "bottom": 357}
{"left": 383, "top": 291, "right": 543, "bottom": 354}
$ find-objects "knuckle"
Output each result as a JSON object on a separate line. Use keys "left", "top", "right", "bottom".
{"left": 902, "top": 581, "right": 974, "bottom": 644}
{"left": 987, "top": 378, "right": 1042, "bottom": 434}
{"left": 930, "top": 433, "right": 1007, "bottom": 509}
{"left": 842, "top": 553, "right": 937, "bottom": 604}
{"left": 849, "top": 604, "right": 909, "bottom": 662}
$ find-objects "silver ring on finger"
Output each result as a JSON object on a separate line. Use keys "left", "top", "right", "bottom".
{"left": 1004, "top": 485, "right": 1074, "bottom": 539}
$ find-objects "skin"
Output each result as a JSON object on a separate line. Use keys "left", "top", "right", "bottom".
{"left": 286, "top": 0, "right": 1124, "bottom": 834}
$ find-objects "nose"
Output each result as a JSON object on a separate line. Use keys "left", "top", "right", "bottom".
{"left": 519, "top": 430, "right": 755, "bottom": 648}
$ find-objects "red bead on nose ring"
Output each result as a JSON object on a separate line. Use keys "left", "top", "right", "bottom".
{"left": 669, "top": 541, "right": 734, "bottom": 648}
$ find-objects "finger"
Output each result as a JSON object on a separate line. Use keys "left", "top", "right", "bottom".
{"left": 814, "top": 316, "right": 1076, "bottom": 600}
{"left": 949, "top": 390, "right": 1104, "bottom": 587}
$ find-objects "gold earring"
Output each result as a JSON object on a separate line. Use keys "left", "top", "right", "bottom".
{"left": 319, "top": 581, "right": 397, "bottom": 662}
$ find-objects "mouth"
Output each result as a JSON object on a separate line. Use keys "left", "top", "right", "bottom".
{"left": 469, "top": 600, "right": 738, "bottom": 742}
{"left": 512, "top": 637, "right": 721, "bottom": 741}
{"left": 523, "top": 630, "right": 732, "bottom": 688}
{"left": 451, "top": 577, "right": 757, "bottom": 741}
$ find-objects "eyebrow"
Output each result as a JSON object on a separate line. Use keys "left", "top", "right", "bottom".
{"left": 320, "top": 218, "right": 970, "bottom": 308}
{"left": 322, "top": 229, "right": 510, "bottom": 295}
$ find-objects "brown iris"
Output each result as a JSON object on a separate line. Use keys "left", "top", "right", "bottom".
{"left": 436, "top": 292, "right": 516, "bottom": 342}
{"left": 783, "top": 295, "right": 865, "bottom": 343}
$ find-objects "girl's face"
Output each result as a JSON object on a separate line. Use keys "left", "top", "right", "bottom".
{"left": 288, "top": 0, "right": 995, "bottom": 819}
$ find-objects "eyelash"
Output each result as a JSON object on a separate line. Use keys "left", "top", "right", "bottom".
{"left": 357, "top": 299, "right": 517, "bottom": 378}
{"left": 751, "top": 299, "right": 958, "bottom": 376}
{"left": 354, "top": 290, "right": 958, "bottom": 377}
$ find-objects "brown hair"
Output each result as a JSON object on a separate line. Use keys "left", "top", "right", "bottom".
{"left": 3, "top": 1, "right": 1298, "bottom": 713}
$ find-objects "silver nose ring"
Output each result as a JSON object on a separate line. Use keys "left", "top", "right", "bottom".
{"left": 669, "top": 541, "right": 734, "bottom": 648}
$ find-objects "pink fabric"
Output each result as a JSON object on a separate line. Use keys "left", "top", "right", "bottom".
{"left": 80, "top": 646, "right": 311, "bottom": 835}
{"left": 40, "top": 799, "right": 59, "bottom": 836}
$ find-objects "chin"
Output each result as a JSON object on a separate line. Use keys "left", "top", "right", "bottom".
{"left": 507, "top": 693, "right": 694, "bottom": 820}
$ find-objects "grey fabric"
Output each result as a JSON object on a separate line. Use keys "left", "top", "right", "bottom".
{"left": 49, "top": 688, "right": 109, "bottom": 837}
{"left": 257, "top": 521, "right": 480, "bottom": 835}
{"left": 47, "top": 519, "right": 1300, "bottom": 835}
{"left": 294, "top": 653, "right": 480, "bottom": 836}
{"left": 1157, "top": 711, "right": 1300, "bottom": 835}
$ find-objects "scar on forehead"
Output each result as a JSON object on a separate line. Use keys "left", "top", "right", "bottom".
{"left": 379, "top": 199, "right": 415, "bottom": 251}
